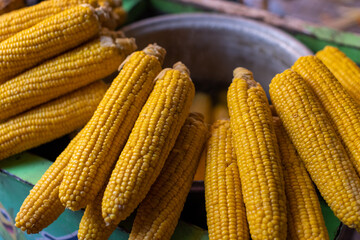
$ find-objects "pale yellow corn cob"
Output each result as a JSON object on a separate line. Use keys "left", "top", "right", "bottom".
{"left": 269, "top": 69, "right": 360, "bottom": 231}
{"left": 59, "top": 44, "right": 165, "bottom": 211}
{"left": 205, "top": 120, "right": 249, "bottom": 240}
{"left": 227, "top": 67, "right": 287, "bottom": 240}
{"left": 0, "top": 81, "right": 107, "bottom": 161}
{"left": 129, "top": 113, "right": 208, "bottom": 240}
{"left": 102, "top": 62, "right": 195, "bottom": 225}
{"left": 0, "top": 36, "right": 136, "bottom": 121}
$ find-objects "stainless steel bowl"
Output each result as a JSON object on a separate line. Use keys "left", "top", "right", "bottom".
{"left": 122, "top": 13, "right": 312, "bottom": 99}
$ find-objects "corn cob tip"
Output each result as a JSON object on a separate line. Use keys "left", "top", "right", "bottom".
{"left": 188, "top": 112, "right": 205, "bottom": 122}
{"left": 173, "top": 61, "right": 190, "bottom": 76}
{"left": 143, "top": 43, "right": 166, "bottom": 65}
{"left": 233, "top": 67, "right": 257, "bottom": 87}
{"left": 115, "top": 38, "right": 137, "bottom": 54}
{"left": 112, "top": 7, "right": 127, "bottom": 26}
{"left": 94, "top": 5, "right": 117, "bottom": 30}
{"left": 100, "top": 28, "right": 125, "bottom": 38}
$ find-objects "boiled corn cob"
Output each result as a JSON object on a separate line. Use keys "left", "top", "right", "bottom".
{"left": 78, "top": 184, "right": 117, "bottom": 240}
{"left": 59, "top": 44, "right": 166, "bottom": 211}
{"left": 15, "top": 130, "right": 83, "bottom": 234}
{"left": 273, "top": 117, "right": 329, "bottom": 240}
{"left": 205, "top": 120, "right": 249, "bottom": 240}
{"left": 0, "top": 0, "right": 25, "bottom": 15}
{"left": 0, "top": 81, "right": 107, "bottom": 161}
{"left": 292, "top": 56, "right": 360, "bottom": 176}
{"left": 316, "top": 46, "right": 360, "bottom": 105}
{"left": 0, "top": 4, "right": 114, "bottom": 83}
{"left": 269, "top": 69, "right": 360, "bottom": 230}
{"left": 0, "top": 0, "right": 97, "bottom": 42}
{"left": 227, "top": 67, "right": 287, "bottom": 240}
{"left": 129, "top": 112, "right": 208, "bottom": 240}
{"left": 102, "top": 62, "right": 195, "bottom": 225}
{"left": 0, "top": 36, "right": 136, "bottom": 121}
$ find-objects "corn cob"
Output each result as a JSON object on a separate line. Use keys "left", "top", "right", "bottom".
{"left": 0, "top": 4, "right": 115, "bottom": 83}
{"left": 78, "top": 184, "right": 117, "bottom": 240}
{"left": 316, "top": 46, "right": 360, "bottom": 105}
{"left": 212, "top": 104, "right": 229, "bottom": 121}
{"left": 292, "top": 56, "right": 360, "bottom": 176}
{"left": 193, "top": 150, "right": 206, "bottom": 181}
{"left": 102, "top": 62, "right": 195, "bottom": 225}
{"left": 15, "top": 130, "right": 84, "bottom": 234}
{"left": 129, "top": 113, "right": 208, "bottom": 240}
{"left": 0, "top": 0, "right": 97, "bottom": 42}
{"left": 0, "top": 81, "right": 107, "bottom": 161}
{"left": 269, "top": 69, "right": 360, "bottom": 230}
{"left": 0, "top": 36, "right": 136, "bottom": 121}
{"left": 59, "top": 44, "right": 165, "bottom": 211}
{"left": 273, "top": 117, "right": 329, "bottom": 240}
{"left": 227, "top": 67, "right": 287, "bottom": 240}
{"left": 0, "top": 0, "right": 25, "bottom": 15}
{"left": 205, "top": 120, "right": 249, "bottom": 240}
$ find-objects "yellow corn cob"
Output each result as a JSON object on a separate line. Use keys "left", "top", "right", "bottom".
{"left": 273, "top": 117, "right": 329, "bottom": 240}
{"left": 269, "top": 69, "right": 360, "bottom": 230}
{"left": 78, "top": 184, "right": 117, "bottom": 240}
{"left": 269, "top": 105, "right": 277, "bottom": 116}
{"left": 102, "top": 62, "right": 195, "bottom": 225}
{"left": 15, "top": 130, "right": 83, "bottom": 234}
{"left": 0, "top": 0, "right": 97, "bottom": 42}
{"left": 0, "top": 81, "right": 107, "bottom": 161}
{"left": 0, "top": 36, "right": 136, "bottom": 121}
{"left": 193, "top": 150, "right": 206, "bottom": 181}
{"left": 0, "top": 0, "right": 25, "bottom": 15}
{"left": 129, "top": 113, "right": 208, "bottom": 240}
{"left": 0, "top": 4, "right": 115, "bottom": 83}
{"left": 205, "top": 120, "right": 249, "bottom": 240}
{"left": 59, "top": 44, "right": 166, "bottom": 211}
{"left": 316, "top": 46, "right": 360, "bottom": 105}
{"left": 227, "top": 67, "right": 287, "bottom": 240}
{"left": 292, "top": 56, "right": 360, "bottom": 176}
{"left": 190, "top": 92, "right": 212, "bottom": 123}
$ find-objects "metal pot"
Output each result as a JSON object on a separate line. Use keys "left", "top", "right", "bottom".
{"left": 122, "top": 13, "right": 312, "bottom": 99}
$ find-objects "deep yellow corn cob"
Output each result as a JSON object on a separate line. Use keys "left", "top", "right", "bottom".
{"left": 273, "top": 117, "right": 329, "bottom": 240}
{"left": 0, "top": 0, "right": 97, "bottom": 42}
{"left": 205, "top": 120, "right": 249, "bottom": 240}
{"left": 292, "top": 56, "right": 360, "bottom": 176}
{"left": 316, "top": 46, "right": 360, "bottom": 105}
{"left": 78, "top": 184, "right": 117, "bottom": 240}
{"left": 15, "top": 130, "right": 83, "bottom": 234}
{"left": 227, "top": 67, "right": 287, "bottom": 240}
{"left": 0, "top": 81, "right": 107, "bottom": 161}
{"left": 269, "top": 69, "right": 360, "bottom": 230}
{"left": 0, "top": 4, "right": 114, "bottom": 83}
{"left": 129, "top": 113, "right": 208, "bottom": 240}
{"left": 0, "top": 0, "right": 25, "bottom": 15}
{"left": 0, "top": 36, "right": 136, "bottom": 121}
{"left": 59, "top": 44, "right": 165, "bottom": 211}
{"left": 102, "top": 62, "right": 195, "bottom": 225}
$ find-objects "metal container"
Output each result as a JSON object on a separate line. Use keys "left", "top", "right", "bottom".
{"left": 122, "top": 13, "right": 312, "bottom": 230}
{"left": 122, "top": 13, "right": 312, "bottom": 99}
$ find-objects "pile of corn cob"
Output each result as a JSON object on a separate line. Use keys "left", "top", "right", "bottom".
{"left": 205, "top": 46, "right": 360, "bottom": 240}
{"left": 0, "top": 0, "right": 135, "bottom": 161}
